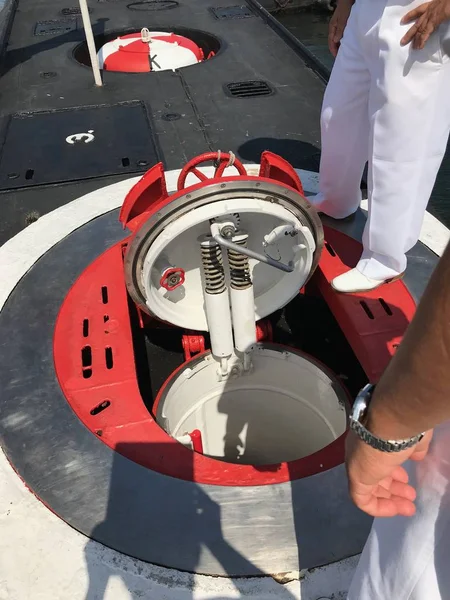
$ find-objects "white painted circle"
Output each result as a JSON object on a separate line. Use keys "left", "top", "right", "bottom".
{"left": 97, "top": 31, "right": 201, "bottom": 72}
{"left": 157, "top": 346, "right": 347, "bottom": 465}
{"left": 0, "top": 165, "right": 447, "bottom": 600}
{"left": 141, "top": 197, "right": 316, "bottom": 330}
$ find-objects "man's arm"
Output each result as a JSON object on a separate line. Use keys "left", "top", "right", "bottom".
{"left": 346, "top": 241, "right": 450, "bottom": 517}
{"left": 328, "top": 0, "right": 355, "bottom": 57}
{"left": 369, "top": 241, "right": 450, "bottom": 438}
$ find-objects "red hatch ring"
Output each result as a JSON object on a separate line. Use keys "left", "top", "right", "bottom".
{"left": 53, "top": 241, "right": 346, "bottom": 486}
{"left": 53, "top": 228, "right": 415, "bottom": 486}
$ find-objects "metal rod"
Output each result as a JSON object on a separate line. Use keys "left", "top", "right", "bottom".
{"left": 212, "top": 233, "right": 294, "bottom": 273}
{"left": 78, "top": 0, "right": 102, "bottom": 86}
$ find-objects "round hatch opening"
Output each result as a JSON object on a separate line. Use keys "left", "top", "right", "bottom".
{"left": 73, "top": 27, "right": 221, "bottom": 72}
{"left": 154, "top": 345, "right": 349, "bottom": 466}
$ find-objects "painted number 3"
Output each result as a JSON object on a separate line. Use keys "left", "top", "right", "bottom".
{"left": 66, "top": 130, "right": 95, "bottom": 145}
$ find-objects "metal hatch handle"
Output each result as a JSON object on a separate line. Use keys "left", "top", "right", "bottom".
{"left": 212, "top": 232, "right": 294, "bottom": 273}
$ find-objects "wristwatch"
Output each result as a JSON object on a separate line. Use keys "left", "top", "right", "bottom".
{"left": 349, "top": 383, "right": 425, "bottom": 452}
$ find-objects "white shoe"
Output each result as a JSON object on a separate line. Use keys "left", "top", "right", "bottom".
{"left": 317, "top": 210, "right": 357, "bottom": 223}
{"left": 331, "top": 268, "right": 404, "bottom": 293}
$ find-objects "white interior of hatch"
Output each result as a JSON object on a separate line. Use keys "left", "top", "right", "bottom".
{"left": 141, "top": 198, "right": 316, "bottom": 331}
{"left": 156, "top": 346, "right": 348, "bottom": 465}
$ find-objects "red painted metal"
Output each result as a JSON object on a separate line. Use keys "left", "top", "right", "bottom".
{"left": 256, "top": 319, "right": 273, "bottom": 342}
{"left": 119, "top": 162, "right": 168, "bottom": 232}
{"left": 101, "top": 32, "right": 204, "bottom": 73}
{"left": 177, "top": 151, "right": 248, "bottom": 190}
{"left": 136, "top": 306, "right": 147, "bottom": 329}
{"left": 310, "top": 226, "right": 416, "bottom": 383}
{"left": 258, "top": 151, "right": 304, "bottom": 196}
{"left": 54, "top": 242, "right": 346, "bottom": 486}
{"left": 159, "top": 267, "right": 186, "bottom": 291}
{"left": 182, "top": 332, "right": 206, "bottom": 361}
{"left": 189, "top": 429, "right": 204, "bottom": 454}
{"left": 121, "top": 160, "right": 311, "bottom": 308}
{"left": 121, "top": 152, "right": 309, "bottom": 240}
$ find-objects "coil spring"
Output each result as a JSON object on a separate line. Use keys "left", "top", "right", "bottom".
{"left": 228, "top": 235, "right": 252, "bottom": 290}
{"left": 201, "top": 242, "right": 226, "bottom": 294}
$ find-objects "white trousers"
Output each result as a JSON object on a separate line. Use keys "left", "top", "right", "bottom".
{"left": 348, "top": 421, "right": 450, "bottom": 600}
{"left": 312, "top": 0, "right": 450, "bottom": 279}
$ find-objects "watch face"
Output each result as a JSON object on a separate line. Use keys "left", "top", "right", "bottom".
{"left": 351, "top": 395, "right": 367, "bottom": 422}
{"left": 352, "top": 384, "right": 374, "bottom": 423}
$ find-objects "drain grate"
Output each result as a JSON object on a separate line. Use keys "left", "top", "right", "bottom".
{"left": 225, "top": 80, "right": 273, "bottom": 99}
{"left": 34, "top": 19, "right": 78, "bottom": 36}
{"left": 0, "top": 103, "right": 160, "bottom": 189}
{"left": 61, "top": 6, "right": 92, "bottom": 15}
{"left": 210, "top": 5, "right": 253, "bottom": 19}
{"left": 40, "top": 71, "right": 58, "bottom": 79}
{"left": 127, "top": 0, "right": 179, "bottom": 9}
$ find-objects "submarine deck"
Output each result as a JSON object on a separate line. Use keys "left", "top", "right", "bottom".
{"left": 0, "top": 0, "right": 449, "bottom": 598}
{"left": 0, "top": 0, "right": 327, "bottom": 245}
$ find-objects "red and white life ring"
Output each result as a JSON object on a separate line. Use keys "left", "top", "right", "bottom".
{"left": 97, "top": 29, "right": 204, "bottom": 73}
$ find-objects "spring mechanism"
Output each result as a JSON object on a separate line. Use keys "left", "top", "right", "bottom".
{"left": 210, "top": 212, "right": 241, "bottom": 231}
{"left": 227, "top": 233, "right": 252, "bottom": 290}
{"left": 229, "top": 213, "right": 241, "bottom": 228}
{"left": 201, "top": 240, "right": 226, "bottom": 294}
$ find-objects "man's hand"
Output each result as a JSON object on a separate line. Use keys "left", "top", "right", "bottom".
{"left": 401, "top": 0, "right": 450, "bottom": 50}
{"left": 345, "top": 429, "right": 433, "bottom": 517}
{"left": 329, "top": 0, "right": 354, "bottom": 57}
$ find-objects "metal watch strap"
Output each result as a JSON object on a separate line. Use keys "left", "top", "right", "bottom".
{"left": 350, "top": 383, "right": 425, "bottom": 453}
{"left": 349, "top": 418, "right": 424, "bottom": 453}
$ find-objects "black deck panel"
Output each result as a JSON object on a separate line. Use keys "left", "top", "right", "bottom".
{"left": 0, "top": 102, "right": 159, "bottom": 189}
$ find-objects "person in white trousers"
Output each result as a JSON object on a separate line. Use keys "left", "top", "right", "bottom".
{"left": 311, "top": 0, "right": 450, "bottom": 292}
{"left": 345, "top": 238, "right": 450, "bottom": 599}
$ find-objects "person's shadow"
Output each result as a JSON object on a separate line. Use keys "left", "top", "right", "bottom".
{"left": 238, "top": 137, "right": 368, "bottom": 188}
{"left": 2, "top": 17, "right": 109, "bottom": 77}
{"left": 238, "top": 137, "right": 321, "bottom": 172}
{"left": 83, "top": 439, "right": 299, "bottom": 599}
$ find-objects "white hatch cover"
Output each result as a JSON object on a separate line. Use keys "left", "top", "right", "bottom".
{"left": 140, "top": 195, "right": 317, "bottom": 331}
{"left": 97, "top": 29, "right": 204, "bottom": 73}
